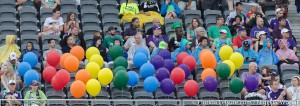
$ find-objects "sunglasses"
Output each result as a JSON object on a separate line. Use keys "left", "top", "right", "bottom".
{"left": 9, "top": 83, "right": 15, "bottom": 85}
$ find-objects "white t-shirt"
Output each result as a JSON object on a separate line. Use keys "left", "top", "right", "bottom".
{"left": 43, "top": 17, "right": 64, "bottom": 35}
{"left": 287, "top": 86, "right": 300, "bottom": 100}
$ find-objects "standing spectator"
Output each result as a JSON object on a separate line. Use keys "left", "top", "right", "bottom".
{"left": 1, "top": 65, "right": 17, "bottom": 91}
{"left": 226, "top": 2, "right": 249, "bottom": 25}
{"left": 228, "top": 15, "right": 244, "bottom": 36}
{"left": 233, "top": 27, "right": 251, "bottom": 50}
{"left": 19, "top": 42, "right": 42, "bottom": 63}
{"left": 139, "top": 0, "right": 160, "bottom": 16}
{"left": 63, "top": 12, "right": 80, "bottom": 35}
{"left": 254, "top": 31, "right": 267, "bottom": 52}
{"left": 272, "top": 17, "right": 293, "bottom": 41}
{"left": 3, "top": 80, "right": 23, "bottom": 106}
{"left": 211, "top": 30, "right": 232, "bottom": 52}
{"left": 250, "top": 18, "right": 271, "bottom": 41}
{"left": 287, "top": 76, "right": 300, "bottom": 102}
{"left": 192, "top": 37, "right": 211, "bottom": 64}
{"left": 247, "top": 12, "right": 269, "bottom": 28}
{"left": 276, "top": 39, "right": 299, "bottom": 67}
{"left": 41, "top": 0, "right": 60, "bottom": 9}
{"left": 187, "top": 18, "right": 201, "bottom": 41}
{"left": 38, "top": 8, "right": 64, "bottom": 38}
{"left": 169, "top": 24, "right": 184, "bottom": 52}
{"left": 266, "top": 80, "right": 291, "bottom": 104}
{"left": 104, "top": 26, "right": 123, "bottom": 48}
{"left": 43, "top": 39, "right": 62, "bottom": 60}
{"left": 147, "top": 25, "right": 169, "bottom": 51}
{"left": 160, "top": 0, "right": 182, "bottom": 19}
{"left": 257, "top": 38, "right": 279, "bottom": 67}
{"left": 269, "top": 8, "right": 291, "bottom": 33}
{"left": 171, "top": 38, "right": 192, "bottom": 62}
{"left": 17, "top": 0, "right": 37, "bottom": 11}
{"left": 208, "top": 15, "right": 232, "bottom": 42}
{"left": 62, "top": 35, "right": 75, "bottom": 53}
{"left": 273, "top": 28, "right": 297, "bottom": 52}
{"left": 296, "top": 0, "right": 300, "bottom": 14}
{"left": 177, "top": 0, "right": 197, "bottom": 10}
{"left": 124, "top": 18, "right": 140, "bottom": 41}
{"left": 246, "top": 5, "right": 265, "bottom": 19}
{"left": 128, "top": 34, "right": 149, "bottom": 61}
{"left": 146, "top": 18, "right": 165, "bottom": 36}
{"left": 119, "top": 0, "right": 139, "bottom": 16}
{"left": 261, "top": 66, "right": 272, "bottom": 89}
{"left": 92, "top": 36, "right": 108, "bottom": 62}
{"left": 236, "top": 40, "right": 259, "bottom": 64}
{"left": 0, "top": 35, "right": 21, "bottom": 65}
{"left": 24, "top": 80, "right": 47, "bottom": 106}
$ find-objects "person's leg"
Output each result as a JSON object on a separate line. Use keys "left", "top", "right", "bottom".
{"left": 165, "top": 13, "right": 172, "bottom": 19}
{"left": 227, "top": 0, "right": 234, "bottom": 10}
{"left": 178, "top": 1, "right": 187, "bottom": 10}
{"left": 257, "top": 89, "right": 266, "bottom": 95}
{"left": 297, "top": 5, "right": 300, "bottom": 13}
{"left": 190, "top": 1, "right": 197, "bottom": 10}
{"left": 241, "top": 88, "right": 247, "bottom": 99}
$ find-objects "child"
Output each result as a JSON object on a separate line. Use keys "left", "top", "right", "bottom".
{"left": 171, "top": 38, "right": 192, "bottom": 62}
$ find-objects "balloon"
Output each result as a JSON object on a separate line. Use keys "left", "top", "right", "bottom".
{"left": 113, "top": 70, "right": 129, "bottom": 90}
{"left": 70, "top": 46, "right": 85, "bottom": 61}
{"left": 219, "top": 45, "right": 233, "bottom": 61}
{"left": 75, "top": 69, "right": 90, "bottom": 84}
{"left": 176, "top": 52, "right": 189, "bottom": 65}
{"left": 170, "top": 68, "right": 185, "bottom": 84}
{"left": 89, "top": 54, "right": 104, "bottom": 68}
{"left": 244, "top": 75, "right": 259, "bottom": 92}
{"left": 164, "top": 59, "right": 175, "bottom": 73}
{"left": 133, "top": 52, "right": 147, "bottom": 68}
{"left": 70, "top": 80, "right": 86, "bottom": 98}
{"left": 86, "top": 79, "right": 101, "bottom": 96}
{"left": 200, "top": 51, "right": 217, "bottom": 69}
{"left": 216, "top": 63, "right": 231, "bottom": 79}
{"left": 230, "top": 77, "right": 244, "bottom": 94}
{"left": 158, "top": 49, "right": 171, "bottom": 59}
{"left": 140, "top": 63, "right": 155, "bottom": 78}
{"left": 182, "top": 55, "right": 196, "bottom": 70}
{"left": 23, "top": 52, "right": 38, "bottom": 68}
{"left": 51, "top": 76, "right": 64, "bottom": 90}
{"left": 222, "top": 60, "right": 236, "bottom": 77}
{"left": 85, "top": 62, "right": 100, "bottom": 79}
{"left": 155, "top": 68, "right": 170, "bottom": 82}
{"left": 86, "top": 47, "right": 100, "bottom": 61}
{"left": 109, "top": 45, "right": 123, "bottom": 61}
{"left": 160, "top": 79, "right": 175, "bottom": 94}
{"left": 184, "top": 80, "right": 199, "bottom": 97}
{"left": 60, "top": 53, "right": 72, "bottom": 68}
{"left": 98, "top": 68, "right": 113, "bottom": 85}
{"left": 150, "top": 55, "right": 164, "bottom": 70}
{"left": 113, "top": 66, "right": 126, "bottom": 76}
{"left": 64, "top": 55, "right": 79, "bottom": 72}
{"left": 144, "top": 76, "right": 159, "bottom": 92}
{"left": 229, "top": 52, "right": 244, "bottom": 69}
{"left": 178, "top": 64, "right": 190, "bottom": 79}
{"left": 42, "top": 66, "right": 56, "bottom": 83}
{"left": 55, "top": 69, "right": 70, "bottom": 87}
{"left": 24, "top": 69, "right": 39, "bottom": 85}
{"left": 46, "top": 50, "right": 60, "bottom": 67}
{"left": 199, "top": 49, "right": 212, "bottom": 57}
{"left": 203, "top": 76, "right": 218, "bottom": 92}
{"left": 114, "top": 56, "right": 128, "bottom": 69}
{"left": 201, "top": 68, "right": 217, "bottom": 82}
{"left": 135, "top": 48, "right": 149, "bottom": 58}
{"left": 127, "top": 71, "right": 139, "bottom": 86}
{"left": 18, "top": 62, "right": 31, "bottom": 77}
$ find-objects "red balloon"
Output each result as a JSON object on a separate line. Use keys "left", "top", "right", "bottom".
{"left": 182, "top": 55, "right": 196, "bottom": 70}
{"left": 170, "top": 67, "right": 185, "bottom": 84}
{"left": 55, "top": 69, "right": 70, "bottom": 88}
{"left": 176, "top": 52, "right": 189, "bottom": 65}
{"left": 184, "top": 80, "right": 199, "bottom": 97}
{"left": 51, "top": 75, "right": 64, "bottom": 91}
{"left": 42, "top": 66, "right": 57, "bottom": 83}
{"left": 46, "top": 50, "right": 61, "bottom": 67}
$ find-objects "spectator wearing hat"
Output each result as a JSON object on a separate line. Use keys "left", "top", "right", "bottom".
{"left": 2, "top": 80, "right": 23, "bottom": 106}
{"left": 160, "top": 0, "right": 182, "bottom": 19}
{"left": 257, "top": 38, "right": 279, "bottom": 67}
{"left": 92, "top": 36, "right": 108, "bottom": 62}
{"left": 273, "top": 28, "right": 297, "bottom": 52}
{"left": 269, "top": 8, "right": 291, "bottom": 33}
{"left": 124, "top": 28, "right": 146, "bottom": 51}
{"left": 104, "top": 26, "right": 123, "bottom": 49}
{"left": 254, "top": 31, "right": 267, "bottom": 52}
{"left": 168, "top": 22, "right": 182, "bottom": 41}
{"left": 192, "top": 37, "right": 211, "bottom": 64}
{"left": 226, "top": 2, "right": 249, "bottom": 25}
{"left": 62, "top": 35, "right": 75, "bottom": 53}
{"left": 147, "top": 25, "right": 168, "bottom": 52}
{"left": 0, "top": 35, "right": 21, "bottom": 65}
{"left": 287, "top": 76, "right": 300, "bottom": 103}
{"left": 236, "top": 40, "right": 259, "bottom": 64}
{"left": 24, "top": 80, "right": 47, "bottom": 106}
{"left": 233, "top": 27, "right": 251, "bottom": 50}
{"left": 275, "top": 39, "right": 299, "bottom": 67}
{"left": 171, "top": 38, "right": 192, "bottom": 62}
{"left": 272, "top": 17, "right": 293, "bottom": 41}
{"left": 250, "top": 18, "right": 271, "bottom": 42}
{"left": 247, "top": 12, "right": 270, "bottom": 28}
{"left": 208, "top": 15, "right": 232, "bottom": 43}
{"left": 169, "top": 22, "right": 184, "bottom": 52}
{"left": 211, "top": 29, "right": 232, "bottom": 52}
{"left": 150, "top": 41, "right": 167, "bottom": 59}
{"left": 128, "top": 33, "right": 149, "bottom": 61}
{"left": 2, "top": 52, "right": 20, "bottom": 74}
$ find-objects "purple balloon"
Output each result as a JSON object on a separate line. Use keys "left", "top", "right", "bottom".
{"left": 160, "top": 78, "right": 175, "bottom": 94}
{"left": 164, "top": 59, "right": 175, "bottom": 73}
{"left": 156, "top": 68, "right": 170, "bottom": 82}
{"left": 244, "top": 75, "right": 259, "bottom": 92}
{"left": 150, "top": 55, "right": 164, "bottom": 70}
{"left": 158, "top": 49, "right": 171, "bottom": 59}
{"left": 178, "top": 64, "right": 190, "bottom": 79}
{"left": 203, "top": 76, "right": 218, "bottom": 92}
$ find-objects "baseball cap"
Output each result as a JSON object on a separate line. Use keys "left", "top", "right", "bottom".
{"left": 256, "top": 31, "right": 267, "bottom": 39}
{"left": 275, "top": 8, "right": 282, "bottom": 14}
{"left": 31, "top": 80, "right": 40, "bottom": 86}
{"left": 152, "top": 25, "right": 161, "bottom": 30}
{"left": 281, "top": 28, "right": 290, "bottom": 34}
{"left": 9, "top": 52, "right": 17, "bottom": 60}
{"left": 243, "top": 40, "right": 250, "bottom": 48}
{"left": 238, "top": 27, "right": 246, "bottom": 32}
{"left": 8, "top": 80, "right": 16, "bottom": 85}
{"left": 159, "top": 41, "right": 167, "bottom": 49}
{"left": 219, "top": 29, "right": 228, "bottom": 34}
{"left": 108, "top": 26, "right": 117, "bottom": 31}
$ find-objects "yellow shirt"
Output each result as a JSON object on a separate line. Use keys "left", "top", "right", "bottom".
{"left": 120, "top": 2, "right": 139, "bottom": 15}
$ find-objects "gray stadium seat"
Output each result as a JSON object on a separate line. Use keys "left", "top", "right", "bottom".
{"left": 183, "top": 101, "right": 198, "bottom": 106}
{"left": 177, "top": 92, "right": 197, "bottom": 99}
{"left": 81, "top": 9, "right": 99, "bottom": 19}
{"left": 123, "top": 21, "right": 131, "bottom": 30}
{"left": 0, "top": 9, "right": 17, "bottom": 18}
{"left": 40, "top": 8, "right": 53, "bottom": 25}
{"left": 259, "top": 64, "right": 278, "bottom": 73}
{"left": 0, "top": 0, "right": 16, "bottom": 9}
{"left": 102, "top": 18, "right": 120, "bottom": 28}
{"left": 183, "top": 10, "right": 201, "bottom": 20}
{"left": 157, "top": 101, "right": 178, "bottom": 106}
{"left": 133, "top": 91, "right": 154, "bottom": 99}
{"left": 47, "top": 90, "right": 66, "bottom": 106}
{"left": 20, "top": 18, "right": 38, "bottom": 26}
{"left": 285, "top": 82, "right": 292, "bottom": 88}
{"left": 21, "top": 86, "right": 31, "bottom": 96}
{"left": 199, "top": 92, "right": 219, "bottom": 100}
{"left": 238, "top": 64, "right": 249, "bottom": 77}
{"left": 61, "top": 0, "right": 77, "bottom": 9}
{"left": 42, "top": 35, "right": 61, "bottom": 45}
{"left": 136, "top": 101, "right": 156, "bottom": 106}
{"left": 155, "top": 90, "right": 176, "bottom": 99}
{"left": 95, "top": 89, "right": 110, "bottom": 99}
{"left": 61, "top": 9, "right": 80, "bottom": 22}
{"left": 204, "top": 10, "right": 222, "bottom": 20}
{"left": 84, "top": 35, "right": 93, "bottom": 47}
{"left": 21, "top": 43, "right": 40, "bottom": 51}
{"left": 99, "top": 0, "right": 118, "bottom": 10}
{"left": 81, "top": 0, "right": 98, "bottom": 10}
{"left": 281, "top": 65, "right": 299, "bottom": 75}
{"left": 0, "top": 35, "right": 5, "bottom": 46}
{"left": 111, "top": 89, "right": 132, "bottom": 99}
{"left": 101, "top": 9, "right": 119, "bottom": 20}
{"left": 82, "top": 26, "right": 102, "bottom": 35}
{"left": 21, "top": 35, "right": 39, "bottom": 45}
{"left": 264, "top": 2, "right": 276, "bottom": 11}
{"left": 265, "top": 10, "right": 276, "bottom": 21}
{"left": 0, "top": 18, "right": 17, "bottom": 26}
{"left": 223, "top": 10, "right": 232, "bottom": 19}
{"left": 113, "top": 101, "right": 134, "bottom": 106}
{"left": 20, "top": 26, "right": 38, "bottom": 35}
{"left": 91, "top": 100, "right": 111, "bottom": 106}
{"left": 19, "top": 7, "right": 38, "bottom": 19}
{"left": 0, "top": 26, "right": 17, "bottom": 35}
{"left": 68, "top": 92, "right": 89, "bottom": 106}
{"left": 205, "top": 18, "right": 216, "bottom": 30}
{"left": 282, "top": 74, "right": 300, "bottom": 84}
{"left": 219, "top": 79, "right": 229, "bottom": 91}
{"left": 82, "top": 17, "right": 101, "bottom": 27}
{"left": 165, "top": 26, "right": 175, "bottom": 37}
{"left": 221, "top": 92, "right": 241, "bottom": 100}
{"left": 103, "top": 26, "right": 122, "bottom": 35}
{"left": 165, "top": 19, "right": 182, "bottom": 29}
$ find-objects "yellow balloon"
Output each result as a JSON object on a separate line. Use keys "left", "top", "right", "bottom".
{"left": 86, "top": 47, "right": 100, "bottom": 61}
{"left": 86, "top": 79, "right": 101, "bottom": 96}
{"left": 89, "top": 54, "right": 104, "bottom": 68}
{"left": 85, "top": 62, "right": 100, "bottom": 79}
{"left": 98, "top": 68, "right": 113, "bottom": 85}
{"left": 222, "top": 60, "right": 236, "bottom": 76}
{"left": 219, "top": 45, "right": 233, "bottom": 61}
{"left": 229, "top": 52, "right": 244, "bottom": 69}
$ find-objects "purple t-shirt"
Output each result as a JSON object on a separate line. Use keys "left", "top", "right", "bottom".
{"left": 146, "top": 35, "right": 169, "bottom": 47}
{"left": 241, "top": 72, "right": 262, "bottom": 92}
{"left": 124, "top": 27, "right": 137, "bottom": 37}
{"left": 273, "top": 38, "right": 296, "bottom": 50}
{"left": 3, "top": 90, "right": 23, "bottom": 106}
{"left": 266, "top": 85, "right": 287, "bottom": 101}
{"left": 250, "top": 26, "right": 271, "bottom": 38}
{"left": 269, "top": 18, "right": 291, "bottom": 30}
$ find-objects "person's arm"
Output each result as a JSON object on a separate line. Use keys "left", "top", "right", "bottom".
{"left": 1, "top": 76, "right": 9, "bottom": 90}
{"left": 127, "top": 47, "right": 134, "bottom": 60}
{"left": 173, "top": 3, "right": 182, "bottom": 16}
{"left": 186, "top": 0, "right": 192, "bottom": 10}
{"left": 63, "top": 23, "right": 69, "bottom": 33}
{"left": 119, "top": 3, "right": 125, "bottom": 14}
{"left": 208, "top": 27, "right": 214, "bottom": 42}
{"left": 41, "top": 0, "right": 50, "bottom": 8}
{"left": 186, "top": 29, "right": 192, "bottom": 40}
{"left": 293, "top": 47, "right": 297, "bottom": 53}
{"left": 211, "top": 44, "right": 216, "bottom": 52}
{"left": 255, "top": 42, "right": 258, "bottom": 52}
{"left": 17, "top": 0, "right": 26, "bottom": 5}
{"left": 39, "top": 90, "right": 47, "bottom": 105}
{"left": 160, "top": 3, "right": 168, "bottom": 16}
{"left": 135, "top": 3, "right": 139, "bottom": 15}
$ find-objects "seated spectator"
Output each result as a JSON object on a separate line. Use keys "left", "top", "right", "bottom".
{"left": 247, "top": 12, "right": 269, "bottom": 28}
{"left": 3, "top": 80, "right": 23, "bottom": 106}
{"left": 150, "top": 41, "right": 167, "bottom": 59}
{"left": 266, "top": 80, "right": 291, "bottom": 103}
{"left": 146, "top": 18, "right": 165, "bottom": 36}
{"left": 208, "top": 15, "right": 232, "bottom": 42}
{"left": 255, "top": 31, "right": 267, "bottom": 52}
{"left": 128, "top": 34, "right": 149, "bottom": 60}
{"left": 119, "top": 0, "right": 139, "bottom": 17}
{"left": 19, "top": 42, "right": 42, "bottom": 63}
{"left": 171, "top": 38, "right": 192, "bottom": 62}
{"left": 257, "top": 38, "right": 279, "bottom": 67}
{"left": 269, "top": 8, "right": 291, "bottom": 32}
{"left": 107, "top": 39, "right": 128, "bottom": 62}
{"left": 211, "top": 30, "right": 232, "bottom": 52}
{"left": 236, "top": 40, "right": 259, "bottom": 64}
{"left": 193, "top": 27, "right": 208, "bottom": 48}
{"left": 226, "top": 2, "right": 249, "bottom": 25}
{"left": 276, "top": 39, "right": 299, "bottom": 67}
{"left": 24, "top": 80, "right": 47, "bottom": 106}
{"left": 1, "top": 65, "right": 17, "bottom": 91}
{"left": 124, "top": 18, "right": 140, "bottom": 41}
{"left": 169, "top": 23, "right": 184, "bottom": 52}
{"left": 287, "top": 76, "right": 300, "bottom": 101}
{"left": 168, "top": 22, "right": 182, "bottom": 41}
{"left": 261, "top": 66, "right": 272, "bottom": 89}
{"left": 177, "top": 0, "right": 196, "bottom": 10}
{"left": 273, "top": 28, "right": 297, "bottom": 52}
{"left": 64, "top": 12, "right": 80, "bottom": 35}
{"left": 160, "top": 0, "right": 182, "bottom": 19}
{"left": 201, "top": 0, "right": 219, "bottom": 10}
{"left": 272, "top": 17, "right": 293, "bottom": 41}
{"left": 233, "top": 27, "right": 251, "bottom": 50}
{"left": 104, "top": 26, "right": 123, "bottom": 49}
{"left": 247, "top": 5, "right": 265, "bottom": 19}
{"left": 68, "top": 26, "right": 85, "bottom": 48}
{"left": 228, "top": 16, "right": 244, "bottom": 36}
{"left": 62, "top": 35, "right": 75, "bottom": 53}
{"left": 38, "top": 8, "right": 64, "bottom": 38}
{"left": 192, "top": 37, "right": 211, "bottom": 64}
{"left": 0, "top": 35, "right": 21, "bottom": 65}
{"left": 88, "top": 32, "right": 102, "bottom": 47}
{"left": 250, "top": 18, "right": 271, "bottom": 41}
{"left": 139, "top": 0, "right": 160, "bottom": 16}
{"left": 92, "top": 36, "right": 108, "bottom": 62}
{"left": 43, "top": 39, "right": 62, "bottom": 60}
{"left": 147, "top": 25, "right": 169, "bottom": 52}
{"left": 17, "top": 0, "right": 37, "bottom": 11}
{"left": 187, "top": 18, "right": 201, "bottom": 41}
{"left": 41, "top": 0, "right": 60, "bottom": 9}
{"left": 2, "top": 53, "right": 20, "bottom": 74}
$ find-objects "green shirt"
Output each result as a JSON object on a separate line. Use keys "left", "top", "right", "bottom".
{"left": 24, "top": 90, "right": 47, "bottom": 106}
{"left": 166, "top": 5, "right": 175, "bottom": 14}
{"left": 42, "top": 0, "right": 56, "bottom": 8}
{"left": 104, "top": 36, "right": 123, "bottom": 48}
{"left": 208, "top": 25, "right": 232, "bottom": 40}
{"left": 21, "top": 0, "right": 34, "bottom": 7}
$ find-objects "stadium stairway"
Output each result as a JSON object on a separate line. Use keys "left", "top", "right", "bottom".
{"left": 288, "top": 0, "right": 300, "bottom": 57}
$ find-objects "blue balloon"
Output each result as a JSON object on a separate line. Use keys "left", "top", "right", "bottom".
{"left": 24, "top": 69, "right": 39, "bottom": 86}
{"left": 135, "top": 48, "right": 149, "bottom": 58}
{"left": 127, "top": 71, "right": 139, "bottom": 86}
{"left": 144, "top": 76, "right": 159, "bottom": 92}
{"left": 23, "top": 52, "right": 38, "bottom": 68}
{"left": 140, "top": 63, "right": 155, "bottom": 78}
{"left": 18, "top": 62, "right": 32, "bottom": 77}
{"left": 133, "top": 52, "right": 148, "bottom": 68}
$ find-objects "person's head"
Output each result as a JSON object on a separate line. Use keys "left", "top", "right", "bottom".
{"left": 108, "top": 26, "right": 117, "bottom": 36}
{"left": 127, "top": 0, "right": 133, "bottom": 3}
{"left": 216, "top": 15, "right": 224, "bottom": 25}
{"left": 264, "top": 38, "right": 273, "bottom": 48}
{"left": 93, "top": 32, "right": 101, "bottom": 37}
{"left": 48, "top": 39, "right": 56, "bottom": 48}
{"left": 256, "top": 31, "right": 267, "bottom": 41}
{"left": 180, "top": 38, "right": 191, "bottom": 50}
{"left": 131, "top": 17, "right": 140, "bottom": 28}
{"left": 270, "top": 80, "right": 280, "bottom": 90}
{"left": 238, "top": 27, "right": 247, "bottom": 38}
{"left": 255, "top": 12, "right": 262, "bottom": 19}
{"left": 199, "top": 37, "right": 208, "bottom": 47}
{"left": 93, "top": 36, "right": 102, "bottom": 46}
{"left": 278, "top": 17, "right": 286, "bottom": 27}
{"left": 195, "top": 27, "right": 206, "bottom": 37}
{"left": 52, "top": 8, "right": 61, "bottom": 18}
{"left": 30, "top": 80, "right": 40, "bottom": 92}
{"left": 2, "top": 64, "right": 12, "bottom": 75}
{"left": 9, "top": 52, "right": 17, "bottom": 64}
{"left": 281, "top": 28, "right": 290, "bottom": 39}
{"left": 219, "top": 29, "right": 228, "bottom": 39}
{"left": 114, "top": 39, "right": 121, "bottom": 46}
{"left": 66, "top": 12, "right": 76, "bottom": 22}
{"left": 134, "top": 33, "right": 142, "bottom": 44}
{"left": 250, "top": 5, "right": 257, "bottom": 13}
{"left": 152, "top": 25, "right": 162, "bottom": 36}
{"left": 26, "top": 42, "right": 33, "bottom": 51}
{"left": 235, "top": 2, "right": 243, "bottom": 11}
{"left": 159, "top": 41, "right": 167, "bottom": 50}
{"left": 152, "top": 18, "right": 160, "bottom": 26}
{"left": 8, "top": 80, "right": 16, "bottom": 91}
{"left": 175, "top": 28, "right": 183, "bottom": 37}
{"left": 261, "top": 66, "right": 271, "bottom": 77}
{"left": 278, "top": 39, "right": 287, "bottom": 50}
{"left": 234, "top": 15, "right": 242, "bottom": 24}
{"left": 243, "top": 40, "right": 250, "bottom": 51}
{"left": 291, "top": 76, "right": 300, "bottom": 87}
{"left": 190, "top": 18, "right": 200, "bottom": 29}
{"left": 249, "top": 62, "right": 258, "bottom": 73}
{"left": 256, "top": 18, "right": 264, "bottom": 28}
{"left": 66, "top": 35, "right": 75, "bottom": 45}
{"left": 136, "top": 28, "right": 145, "bottom": 36}
{"left": 71, "top": 26, "right": 79, "bottom": 36}
{"left": 271, "top": 74, "right": 280, "bottom": 82}
{"left": 275, "top": 8, "right": 284, "bottom": 18}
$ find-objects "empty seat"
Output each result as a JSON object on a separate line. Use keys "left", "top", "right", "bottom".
{"left": 99, "top": 0, "right": 118, "bottom": 10}
{"left": 67, "top": 92, "right": 89, "bottom": 105}
{"left": 20, "top": 26, "right": 38, "bottom": 35}
{"left": 155, "top": 91, "right": 176, "bottom": 99}
{"left": 91, "top": 100, "right": 111, "bottom": 106}
{"left": 61, "top": 0, "right": 77, "bottom": 9}
{"left": 199, "top": 92, "right": 219, "bottom": 100}
{"left": 177, "top": 92, "right": 197, "bottom": 99}
{"left": 21, "top": 35, "right": 39, "bottom": 45}
{"left": 183, "top": 10, "right": 201, "bottom": 20}
{"left": 81, "top": 0, "right": 98, "bottom": 10}
{"left": 82, "top": 26, "right": 102, "bottom": 35}
{"left": 157, "top": 101, "right": 178, "bottom": 106}
{"left": 136, "top": 101, "right": 156, "bottom": 106}
{"left": 81, "top": 9, "right": 99, "bottom": 19}
{"left": 101, "top": 9, "right": 119, "bottom": 20}
{"left": 0, "top": 26, "right": 18, "bottom": 35}
{"left": 133, "top": 91, "right": 154, "bottom": 99}
{"left": 165, "top": 19, "right": 182, "bottom": 29}
{"left": 95, "top": 89, "right": 110, "bottom": 99}
{"left": 111, "top": 89, "right": 132, "bottom": 99}
{"left": 102, "top": 18, "right": 120, "bottom": 28}
{"left": 264, "top": 2, "right": 275, "bottom": 11}
{"left": 281, "top": 65, "right": 299, "bottom": 75}
{"left": 113, "top": 101, "right": 134, "bottom": 106}
{"left": 0, "top": 9, "right": 17, "bottom": 18}
{"left": 0, "top": 35, "right": 5, "bottom": 46}
{"left": 20, "top": 18, "right": 38, "bottom": 26}
{"left": 84, "top": 35, "right": 93, "bottom": 47}
{"left": 219, "top": 79, "right": 229, "bottom": 91}
{"left": 265, "top": 10, "right": 276, "bottom": 21}
{"left": 82, "top": 17, "right": 101, "bottom": 27}
{"left": 42, "top": 35, "right": 61, "bottom": 45}
{"left": 221, "top": 92, "right": 241, "bottom": 100}
{"left": 204, "top": 10, "right": 222, "bottom": 20}
{"left": 183, "top": 101, "right": 199, "bottom": 106}
{"left": 0, "top": 0, "right": 16, "bottom": 9}
{"left": 238, "top": 64, "right": 249, "bottom": 77}
{"left": 0, "top": 18, "right": 17, "bottom": 26}
{"left": 19, "top": 7, "right": 38, "bottom": 18}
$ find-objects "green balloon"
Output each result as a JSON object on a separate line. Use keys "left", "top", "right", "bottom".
{"left": 113, "top": 66, "right": 127, "bottom": 75}
{"left": 109, "top": 45, "right": 123, "bottom": 61}
{"left": 229, "top": 77, "right": 244, "bottom": 94}
{"left": 113, "top": 70, "right": 129, "bottom": 90}
{"left": 216, "top": 63, "right": 231, "bottom": 79}
{"left": 114, "top": 56, "right": 128, "bottom": 69}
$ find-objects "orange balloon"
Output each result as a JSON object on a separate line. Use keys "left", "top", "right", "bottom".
{"left": 75, "top": 69, "right": 91, "bottom": 84}
{"left": 200, "top": 51, "right": 217, "bottom": 69}
{"left": 70, "top": 80, "right": 86, "bottom": 98}
{"left": 199, "top": 49, "right": 212, "bottom": 58}
{"left": 70, "top": 46, "right": 85, "bottom": 61}
{"left": 201, "top": 68, "right": 217, "bottom": 82}
{"left": 64, "top": 55, "right": 79, "bottom": 72}
{"left": 60, "top": 53, "right": 72, "bottom": 68}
